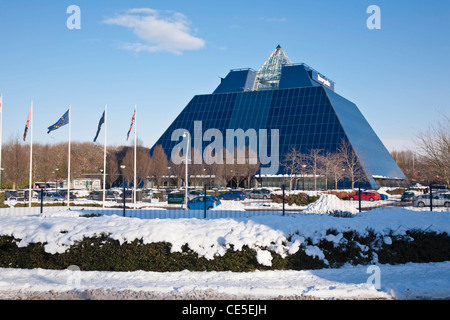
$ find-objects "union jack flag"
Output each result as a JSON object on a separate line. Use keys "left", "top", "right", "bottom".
{"left": 126, "top": 107, "right": 136, "bottom": 141}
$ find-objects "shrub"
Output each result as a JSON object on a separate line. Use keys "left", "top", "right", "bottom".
{"left": 2, "top": 229, "right": 448, "bottom": 272}
{"left": 271, "top": 193, "right": 321, "bottom": 206}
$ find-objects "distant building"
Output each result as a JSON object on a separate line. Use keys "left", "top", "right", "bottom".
{"left": 151, "top": 46, "right": 408, "bottom": 189}
{"left": 69, "top": 178, "right": 101, "bottom": 190}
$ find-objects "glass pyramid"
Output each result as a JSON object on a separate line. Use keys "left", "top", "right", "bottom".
{"left": 253, "top": 45, "right": 292, "bottom": 90}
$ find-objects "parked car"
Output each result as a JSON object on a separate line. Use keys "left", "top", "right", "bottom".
{"left": 187, "top": 195, "right": 221, "bottom": 210}
{"left": 401, "top": 191, "right": 417, "bottom": 202}
{"left": 219, "top": 190, "right": 246, "bottom": 201}
{"left": 5, "top": 190, "right": 23, "bottom": 201}
{"left": 344, "top": 191, "right": 382, "bottom": 201}
{"left": 246, "top": 189, "right": 271, "bottom": 199}
{"left": 186, "top": 189, "right": 206, "bottom": 201}
{"left": 38, "top": 191, "right": 66, "bottom": 202}
{"left": 4, "top": 190, "right": 38, "bottom": 201}
{"left": 378, "top": 193, "right": 389, "bottom": 200}
{"left": 414, "top": 194, "right": 450, "bottom": 207}
{"left": 57, "top": 190, "right": 74, "bottom": 201}
{"left": 88, "top": 191, "right": 118, "bottom": 201}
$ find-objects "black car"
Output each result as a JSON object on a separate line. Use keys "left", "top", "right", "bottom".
{"left": 89, "top": 191, "right": 118, "bottom": 201}
{"left": 401, "top": 191, "right": 416, "bottom": 202}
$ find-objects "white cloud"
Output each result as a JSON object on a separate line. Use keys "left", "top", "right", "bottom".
{"left": 103, "top": 8, "right": 205, "bottom": 55}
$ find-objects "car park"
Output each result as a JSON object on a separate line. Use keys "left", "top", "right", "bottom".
{"left": 187, "top": 195, "right": 221, "bottom": 210}
{"left": 219, "top": 190, "right": 246, "bottom": 200}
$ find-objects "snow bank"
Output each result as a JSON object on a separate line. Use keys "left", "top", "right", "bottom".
{"left": 302, "top": 194, "right": 358, "bottom": 215}
{"left": 1, "top": 262, "right": 450, "bottom": 299}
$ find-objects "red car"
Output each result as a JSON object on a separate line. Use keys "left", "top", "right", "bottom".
{"left": 345, "top": 191, "right": 381, "bottom": 201}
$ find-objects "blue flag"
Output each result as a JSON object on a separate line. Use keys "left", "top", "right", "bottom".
{"left": 47, "top": 109, "right": 69, "bottom": 134}
{"left": 93, "top": 110, "right": 105, "bottom": 142}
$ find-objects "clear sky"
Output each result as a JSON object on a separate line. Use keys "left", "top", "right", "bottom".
{"left": 0, "top": 0, "right": 449, "bottom": 152}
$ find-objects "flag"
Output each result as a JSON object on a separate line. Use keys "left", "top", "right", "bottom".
{"left": 93, "top": 110, "right": 105, "bottom": 142}
{"left": 23, "top": 106, "right": 32, "bottom": 141}
{"left": 47, "top": 109, "right": 69, "bottom": 134}
{"left": 126, "top": 108, "right": 136, "bottom": 141}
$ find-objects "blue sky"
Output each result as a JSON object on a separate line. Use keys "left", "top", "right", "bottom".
{"left": 0, "top": 0, "right": 449, "bottom": 152}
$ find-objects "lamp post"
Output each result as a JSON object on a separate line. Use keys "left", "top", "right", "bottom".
{"left": 55, "top": 168, "right": 59, "bottom": 193}
{"left": 120, "top": 165, "right": 126, "bottom": 217}
{"left": 302, "top": 164, "right": 307, "bottom": 190}
{"left": 183, "top": 132, "right": 190, "bottom": 209}
{"left": 0, "top": 168, "right": 3, "bottom": 191}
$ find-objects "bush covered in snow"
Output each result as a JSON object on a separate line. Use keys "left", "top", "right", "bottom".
{"left": 1, "top": 207, "right": 450, "bottom": 272}
{"left": 270, "top": 192, "right": 320, "bottom": 206}
{"left": 1, "top": 228, "right": 449, "bottom": 272}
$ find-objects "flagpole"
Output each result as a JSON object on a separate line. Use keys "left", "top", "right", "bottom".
{"left": 102, "top": 105, "right": 107, "bottom": 208}
{"left": 133, "top": 104, "right": 137, "bottom": 208}
{"left": 0, "top": 94, "right": 3, "bottom": 189}
{"left": 67, "top": 105, "right": 71, "bottom": 208}
{"left": 28, "top": 101, "right": 33, "bottom": 207}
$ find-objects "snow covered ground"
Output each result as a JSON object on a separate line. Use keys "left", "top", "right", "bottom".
{"left": 1, "top": 261, "right": 449, "bottom": 300}
{"left": 0, "top": 194, "right": 449, "bottom": 300}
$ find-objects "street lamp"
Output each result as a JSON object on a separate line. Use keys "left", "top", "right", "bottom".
{"left": 120, "top": 165, "right": 126, "bottom": 217}
{"left": 183, "top": 131, "right": 190, "bottom": 209}
{"left": 0, "top": 168, "right": 3, "bottom": 191}
{"left": 302, "top": 164, "right": 307, "bottom": 190}
{"left": 55, "top": 168, "right": 59, "bottom": 193}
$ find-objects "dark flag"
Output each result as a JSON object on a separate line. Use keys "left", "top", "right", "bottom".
{"left": 93, "top": 111, "right": 105, "bottom": 142}
{"left": 47, "top": 109, "right": 69, "bottom": 134}
{"left": 23, "top": 106, "right": 32, "bottom": 141}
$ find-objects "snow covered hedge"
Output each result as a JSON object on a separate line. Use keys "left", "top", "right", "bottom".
{"left": 1, "top": 206, "right": 450, "bottom": 271}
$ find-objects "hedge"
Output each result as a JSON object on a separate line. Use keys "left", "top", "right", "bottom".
{"left": 270, "top": 193, "right": 321, "bottom": 206}
{"left": 1, "top": 229, "right": 449, "bottom": 272}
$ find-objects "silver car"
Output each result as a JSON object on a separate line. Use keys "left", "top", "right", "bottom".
{"left": 246, "top": 189, "right": 272, "bottom": 199}
{"left": 414, "top": 194, "right": 450, "bottom": 207}
{"left": 186, "top": 189, "right": 206, "bottom": 201}
{"left": 39, "top": 191, "right": 66, "bottom": 202}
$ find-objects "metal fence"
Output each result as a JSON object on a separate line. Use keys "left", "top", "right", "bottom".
{"left": 1, "top": 186, "right": 448, "bottom": 219}
{"left": 0, "top": 205, "right": 287, "bottom": 219}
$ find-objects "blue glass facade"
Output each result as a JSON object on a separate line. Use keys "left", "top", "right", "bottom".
{"left": 151, "top": 52, "right": 408, "bottom": 189}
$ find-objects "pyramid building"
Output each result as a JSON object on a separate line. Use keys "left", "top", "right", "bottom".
{"left": 151, "top": 46, "right": 408, "bottom": 189}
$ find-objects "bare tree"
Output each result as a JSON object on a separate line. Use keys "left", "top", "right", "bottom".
{"left": 34, "top": 143, "right": 57, "bottom": 188}
{"left": 121, "top": 143, "right": 152, "bottom": 188}
{"left": 223, "top": 149, "right": 236, "bottom": 187}
{"left": 337, "top": 139, "right": 365, "bottom": 189}
{"left": 2, "top": 135, "right": 28, "bottom": 189}
{"left": 391, "top": 149, "right": 418, "bottom": 183}
{"left": 306, "top": 149, "right": 323, "bottom": 191}
{"left": 317, "top": 151, "right": 336, "bottom": 190}
{"left": 105, "top": 150, "right": 119, "bottom": 187}
{"left": 281, "top": 146, "right": 305, "bottom": 191}
{"left": 202, "top": 145, "right": 217, "bottom": 188}
{"left": 243, "top": 147, "right": 260, "bottom": 188}
{"left": 71, "top": 142, "right": 104, "bottom": 179}
{"left": 150, "top": 145, "right": 168, "bottom": 188}
{"left": 416, "top": 116, "right": 450, "bottom": 187}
